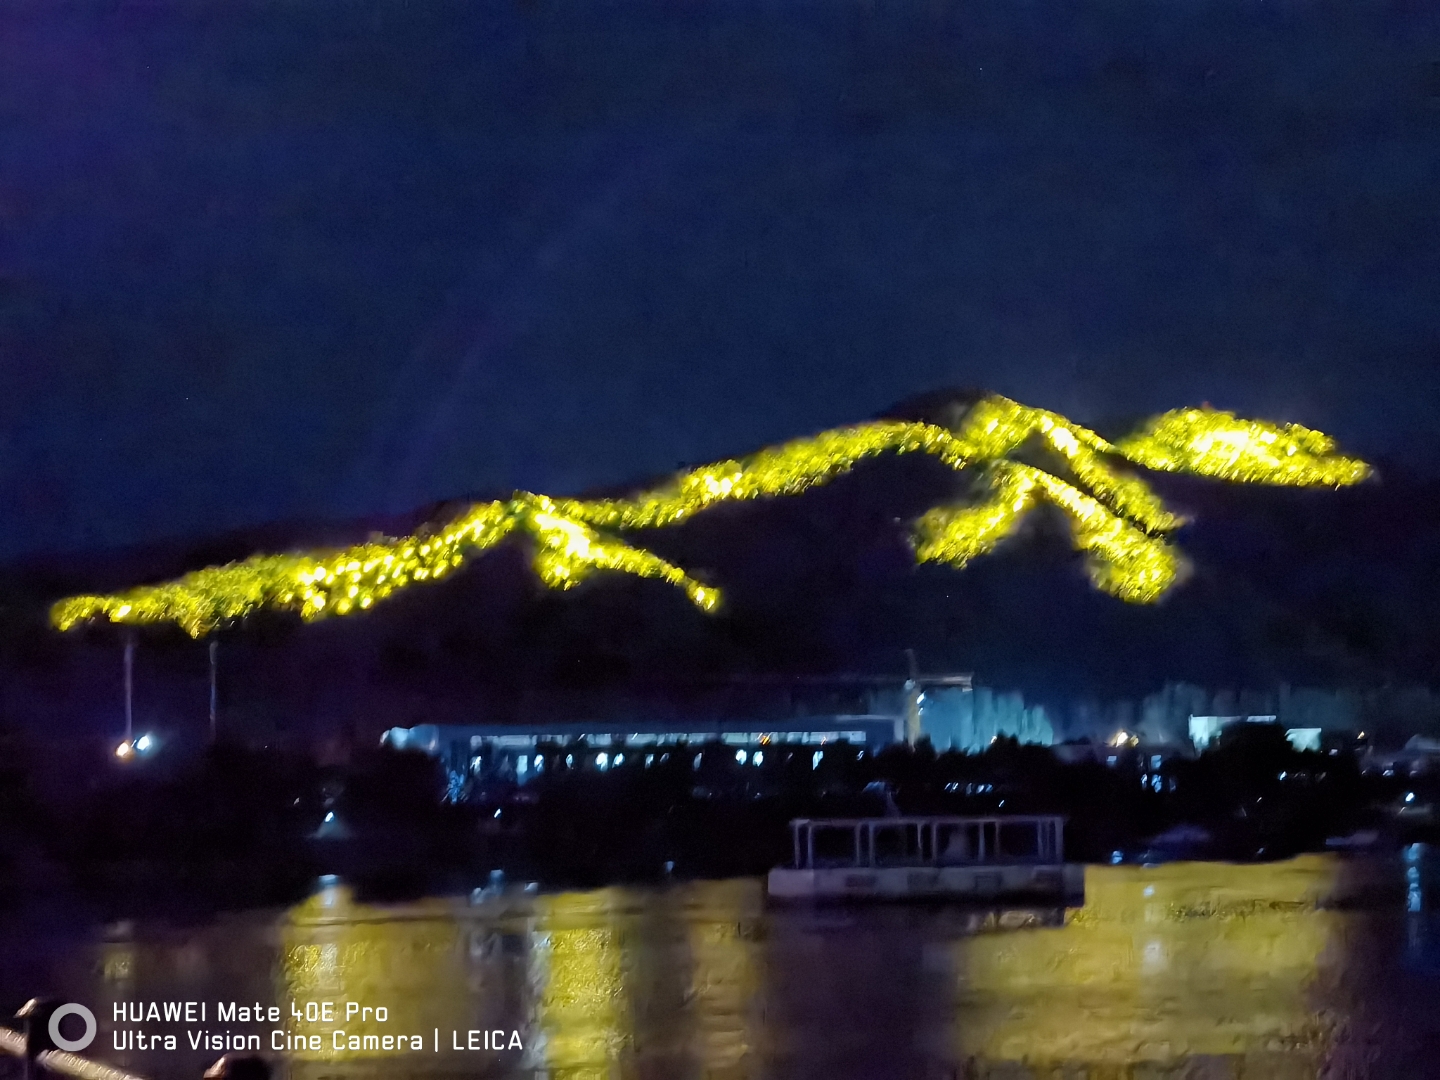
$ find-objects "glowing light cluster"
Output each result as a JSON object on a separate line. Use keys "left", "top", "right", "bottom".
{"left": 526, "top": 495, "right": 718, "bottom": 611}
{"left": 1115, "top": 408, "right": 1370, "bottom": 487}
{"left": 52, "top": 500, "right": 519, "bottom": 638}
{"left": 911, "top": 462, "right": 1182, "bottom": 603}
{"left": 554, "top": 420, "right": 970, "bottom": 530}
{"left": 51, "top": 396, "right": 1367, "bottom": 636}
{"left": 1020, "top": 463, "right": 1184, "bottom": 603}
{"left": 912, "top": 464, "right": 1040, "bottom": 570}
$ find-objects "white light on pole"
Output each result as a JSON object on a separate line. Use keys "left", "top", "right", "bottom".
{"left": 117, "top": 634, "right": 136, "bottom": 759}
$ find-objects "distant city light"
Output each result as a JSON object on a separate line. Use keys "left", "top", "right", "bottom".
{"left": 1406, "top": 792, "right": 1416, "bottom": 804}
{"left": 324, "top": 811, "right": 335, "bottom": 822}
{"left": 134, "top": 734, "right": 153, "bottom": 753}
{"left": 115, "top": 740, "right": 133, "bottom": 759}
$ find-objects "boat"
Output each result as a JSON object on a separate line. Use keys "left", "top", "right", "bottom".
{"left": 767, "top": 814, "right": 1084, "bottom": 902}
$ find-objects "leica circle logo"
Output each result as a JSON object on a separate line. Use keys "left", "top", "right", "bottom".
{"left": 49, "top": 1004, "right": 97, "bottom": 1052}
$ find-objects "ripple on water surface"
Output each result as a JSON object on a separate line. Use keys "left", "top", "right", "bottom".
{"left": 4, "top": 854, "right": 1440, "bottom": 1079}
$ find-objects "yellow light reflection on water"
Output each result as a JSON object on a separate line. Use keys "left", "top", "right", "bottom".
{"left": 269, "top": 860, "right": 1355, "bottom": 1077}
{"left": 279, "top": 885, "right": 471, "bottom": 1063}
{"left": 529, "top": 888, "right": 632, "bottom": 1078}
{"left": 680, "top": 879, "right": 763, "bottom": 1074}
{"left": 943, "top": 857, "right": 1344, "bottom": 1070}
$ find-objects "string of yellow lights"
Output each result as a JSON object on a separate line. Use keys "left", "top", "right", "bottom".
{"left": 1114, "top": 407, "right": 1369, "bottom": 487}
{"left": 49, "top": 395, "right": 1368, "bottom": 637}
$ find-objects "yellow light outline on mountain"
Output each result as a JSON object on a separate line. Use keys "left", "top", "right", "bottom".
{"left": 50, "top": 396, "right": 1369, "bottom": 637}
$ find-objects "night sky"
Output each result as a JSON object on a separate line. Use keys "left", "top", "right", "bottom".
{"left": 2, "top": 0, "right": 1438, "bottom": 560}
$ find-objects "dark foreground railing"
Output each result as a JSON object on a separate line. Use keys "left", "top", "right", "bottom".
{"left": 2, "top": 1000, "right": 269, "bottom": 1080}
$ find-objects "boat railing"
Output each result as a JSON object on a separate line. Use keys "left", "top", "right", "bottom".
{"left": 787, "top": 815, "right": 1065, "bottom": 870}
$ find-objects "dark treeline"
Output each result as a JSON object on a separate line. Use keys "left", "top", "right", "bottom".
{"left": 500, "top": 725, "right": 1407, "bottom": 887}
{"left": 0, "top": 725, "right": 1429, "bottom": 916}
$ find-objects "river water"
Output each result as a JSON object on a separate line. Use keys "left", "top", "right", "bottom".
{"left": 3, "top": 853, "right": 1440, "bottom": 1080}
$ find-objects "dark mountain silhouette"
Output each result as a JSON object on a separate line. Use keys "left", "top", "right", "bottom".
{"left": 0, "top": 394, "right": 1436, "bottom": 754}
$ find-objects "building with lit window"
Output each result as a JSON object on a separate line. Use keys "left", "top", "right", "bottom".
{"left": 382, "top": 715, "right": 905, "bottom": 785}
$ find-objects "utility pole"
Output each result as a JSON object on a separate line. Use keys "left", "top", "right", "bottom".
{"left": 123, "top": 634, "right": 135, "bottom": 746}
{"left": 208, "top": 639, "right": 219, "bottom": 742}
{"left": 904, "top": 648, "right": 922, "bottom": 744}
